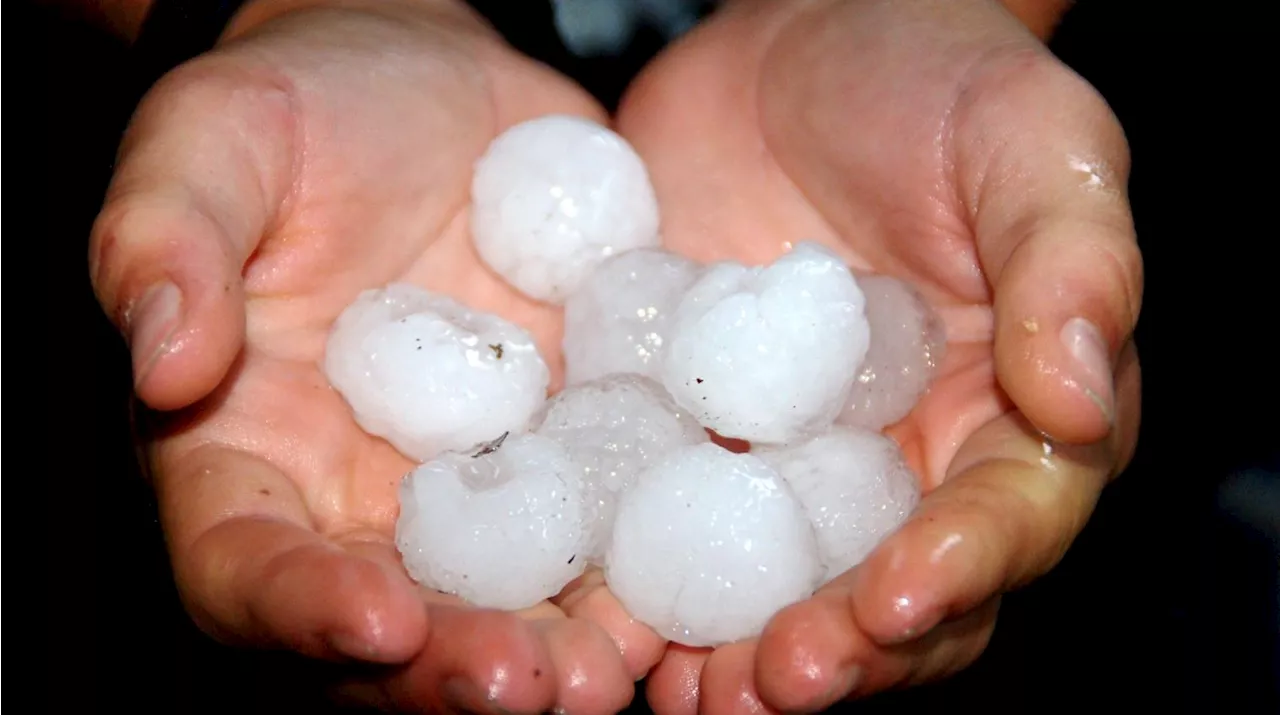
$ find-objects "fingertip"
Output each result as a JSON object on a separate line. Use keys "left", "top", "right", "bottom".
{"left": 700, "top": 642, "right": 777, "bottom": 715}
{"left": 92, "top": 196, "right": 246, "bottom": 411}
{"left": 989, "top": 216, "right": 1142, "bottom": 445}
{"left": 335, "top": 557, "right": 430, "bottom": 664}
{"left": 133, "top": 277, "right": 246, "bottom": 412}
{"left": 993, "top": 314, "right": 1113, "bottom": 445}
{"left": 434, "top": 609, "right": 559, "bottom": 715}
{"left": 846, "top": 529, "right": 951, "bottom": 647}
{"left": 645, "top": 645, "right": 708, "bottom": 715}
{"left": 249, "top": 541, "right": 427, "bottom": 663}
{"left": 531, "top": 618, "right": 636, "bottom": 715}
{"left": 558, "top": 572, "right": 667, "bottom": 680}
{"left": 755, "top": 595, "right": 860, "bottom": 712}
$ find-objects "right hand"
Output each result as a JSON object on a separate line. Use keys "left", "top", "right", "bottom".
{"left": 89, "top": 1, "right": 665, "bottom": 711}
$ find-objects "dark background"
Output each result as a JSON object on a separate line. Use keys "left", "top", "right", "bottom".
{"left": 32, "top": 1, "right": 1278, "bottom": 712}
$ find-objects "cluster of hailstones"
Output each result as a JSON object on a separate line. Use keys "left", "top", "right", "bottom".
{"left": 322, "top": 115, "right": 946, "bottom": 648}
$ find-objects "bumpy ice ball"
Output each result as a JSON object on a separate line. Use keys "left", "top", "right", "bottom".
{"left": 606, "top": 443, "right": 822, "bottom": 646}
{"left": 562, "top": 247, "right": 702, "bottom": 385}
{"left": 396, "top": 433, "right": 589, "bottom": 610}
{"left": 754, "top": 426, "right": 921, "bottom": 582}
{"left": 837, "top": 275, "right": 946, "bottom": 430}
{"left": 661, "top": 242, "right": 870, "bottom": 444}
{"left": 470, "top": 115, "right": 661, "bottom": 304}
{"left": 533, "top": 373, "right": 708, "bottom": 562}
{"left": 323, "top": 283, "right": 549, "bottom": 462}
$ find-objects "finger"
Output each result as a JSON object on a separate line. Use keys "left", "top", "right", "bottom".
{"left": 959, "top": 46, "right": 1143, "bottom": 444}
{"left": 89, "top": 58, "right": 296, "bottom": 411}
{"left": 529, "top": 618, "right": 636, "bottom": 715}
{"left": 846, "top": 344, "right": 1137, "bottom": 647}
{"left": 155, "top": 443, "right": 427, "bottom": 662}
{"left": 889, "top": 599, "right": 1001, "bottom": 689}
{"left": 556, "top": 568, "right": 668, "bottom": 680}
{"left": 291, "top": 567, "right": 565, "bottom": 715}
{"left": 754, "top": 593, "right": 999, "bottom": 711}
{"left": 697, "top": 641, "right": 777, "bottom": 715}
{"left": 370, "top": 607, "right": 558, "bottom": 715}
{"left": 645, "top": 645, "right": 709, "bottom": 715}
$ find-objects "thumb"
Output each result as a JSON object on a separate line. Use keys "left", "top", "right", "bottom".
{"left": 90, "top": 60, "right": 296, "bottom": 411}
{"left": 961, "top": 49, "right": 1143, "bottom": 446}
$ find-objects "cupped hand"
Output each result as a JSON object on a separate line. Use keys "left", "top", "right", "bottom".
{"left": 89, "top": 1, "right": 665, "bottom": 711}
{"left": 614, "top": 0, "right": 1143, "bottom": 711}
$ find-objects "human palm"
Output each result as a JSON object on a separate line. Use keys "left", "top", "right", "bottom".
{"left": 612, "top": 0, "right": 1142, "bottom": 711}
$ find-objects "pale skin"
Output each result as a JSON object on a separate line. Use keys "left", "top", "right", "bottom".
{"left": 85, "top": 0, "right": 1142, "bottom": 713}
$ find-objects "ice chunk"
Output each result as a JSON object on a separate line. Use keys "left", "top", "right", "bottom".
{"left": 660, "top": 242, "right": 870, "bottom": 444}
{"left": 562, "top": 248, "right": 702, "bottom": 385}
{"left": 837, "top": 275, "right": 946, "bottom": 430}
{"left": 470, "top": 115, "right": 661, "bottom": 304}
{"left": 533, "top": 374, "right": 708, "bottom": 562}
{"left": 754, "top": 426, "right": 920, "bottom": 582}
{"left": 605, "top": 443, "right": 822, "bottom": 647}
{"left": 323, "top": 283, "right": 549, "bottom": 462}
{"left": 395, "top": 433, "right": 589, "bottom": 610}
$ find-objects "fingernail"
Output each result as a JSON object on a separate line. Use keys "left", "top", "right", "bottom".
{"left": 1059, "top": 317, "right": 1114, "bottom": 424}
{"left": 127, "top": 282, "right": 182, "bottom": 387}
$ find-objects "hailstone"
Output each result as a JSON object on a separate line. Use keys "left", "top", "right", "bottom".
{"left": 470, "top": 115, "right": 661, "bottom": 304}
{"left": 661, "top": 242, "right": 870, "bottom": 445}
{"left": 323, "top": 283, "right": 548, "bottom": 462}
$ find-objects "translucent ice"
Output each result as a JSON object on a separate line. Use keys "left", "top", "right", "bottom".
{"left": 395, "top": 433, "right": 589, "bottom": 610}
{"left": 754, "top": 426, "right": 921, "bottom": 583}
{"left": 661, "top": 242, "right": 870, "bottom": 445}
{"left": 837, "top": 275, "right": 946, "bottom": 430}
{"left": 470, "top": 115, "right": 661, "bottom": 304}
{"left": 533, "top": 373, "right": 708, "bottom": 562}
{"left": 562, "top": 248, "right": 702, "bottom": 385}
{"left": 323, "top": 283, "right": 549, "bottom": 462}
{"left": 605, "top": 443, "right": 822, "bottom": 647}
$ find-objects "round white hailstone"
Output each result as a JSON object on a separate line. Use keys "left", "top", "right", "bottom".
{"left": 837, "top": 275, "right": 947, "bottom": 431}
{"left": 605, "top": 443, "right": 822, "bottom": 647}
{"left": 470, "top": 115, "right": 661, "bottom": 304}
{"left": 753, "top": 426, "right": 921, "bottom": 583}
{"left": 660, "top": 241, "right": 870, "bottom": 445}
{"left": 562, "top": 248, "right": 702, "bottom": 385}
{"left": 395, "top": 433, "right": 589, "bottom": 610}
{"left": 323, "top": 283, "right": 549, "bottom": 462}
{"left": 533, "top": 373, "right": 708, "bottom": 562}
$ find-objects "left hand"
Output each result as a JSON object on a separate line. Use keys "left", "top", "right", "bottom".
{"left": 613, "top": 0, "right": 1143, "bottom": 711}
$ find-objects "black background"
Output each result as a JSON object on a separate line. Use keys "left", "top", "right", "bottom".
{"left": 29, "top": 1, "right": 1278, "bottom": 712}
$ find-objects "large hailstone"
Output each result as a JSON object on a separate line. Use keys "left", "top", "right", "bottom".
{"left": 605, "top": 443, "right": 822, "bottom": 647}
{"left": 396, "top": 433, "right": 589, "bottom": 610}
{"left": 754, "top": 426, "right": 921, "bottom": 583}
{"left": 470, "top": 115, "right": 661, "bottom": 304}
{"left": 837, "top": 275, "right": 947, "bottom": 430}
{"left": 323, "top": 284, "right": 549, "bottom": 462}
{"left": 660, "top": 242, "right": 870, "bottom": 445}
{"left": 533, "top": 373, "right": 708, "bottom": 562}
{"left": 562, "top": 248, "right": 702, "bottom": 385}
